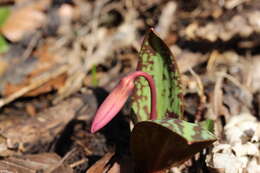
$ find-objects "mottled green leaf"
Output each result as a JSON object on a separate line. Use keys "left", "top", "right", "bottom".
{"left": 130, "top": 119, "right": 216, "bottom": 172}
{"left": 131, "top": 29, "right": 183, "bottom": 121}
{"left": 129, "top": 29, "right": 217, "bottom": 173}
{"left": 198, "top": 119, "right": 215, "bottom": 133}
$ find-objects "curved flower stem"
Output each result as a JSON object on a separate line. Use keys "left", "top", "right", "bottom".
{"left": 129, "top": 71, "right": 157, "bottom": 120}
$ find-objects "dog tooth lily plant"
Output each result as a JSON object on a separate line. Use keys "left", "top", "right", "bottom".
{"left": 91, "top": 28, "right": 217, "bottom": 173}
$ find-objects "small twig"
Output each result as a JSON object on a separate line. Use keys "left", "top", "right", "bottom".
{"left": 71, "top": 136, "right": 93, "bottom": 156}
{"left": 20, "top": 32, "right": 41, "bottom": 61}
{"left": 189, "top": 67, "right": 206, "bottom": 121}
{"left": 222, "top": 73, "right": 251, "bottom": 94}
{"left": 45, "top": 148, "right": 76, "bottom": 173}
{"left": 69, "top": 159, "right": 88, "bottom": 168}
{"left": 206, "top": 50, "right": 219, "bottom": 73}
{"left": 213, "top": 72, "right": 224, "bottom": 118}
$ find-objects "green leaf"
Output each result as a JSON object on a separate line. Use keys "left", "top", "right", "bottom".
{"left": 130, "top": 119, "right": 217, "bottom": 172}
{"left": 131, "top": 29, "right": 183, "bottom": 121}
{"left": 0, "top": 7, "right": 10, "bottom": 27}
{"left": 198, "top": 119, "right": 215, "bottom": 133}
{"left": 0, "top": 35, "right": 8, "bottom": 53}
{"left": 0, "top": 7, "right": 10, "bottom": 53}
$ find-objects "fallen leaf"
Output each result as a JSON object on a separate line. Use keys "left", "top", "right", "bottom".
{"left": 0, "top": 153, "right": 73, "bottom": 173}
{"left": 0, "top": 97, "right": 83, "bottom": 156}
{"left": 1, "top": 0, "right": 51, "bottom": 42}
{"left": 2, "top": 38, "right": 67, "bottom": 97}
{"left": 87, "top": 152, "right": 134, "bottom": 173}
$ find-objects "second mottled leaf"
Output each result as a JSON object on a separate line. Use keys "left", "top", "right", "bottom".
{"left": 131, "top": 29, "right": 183, "bottom": 121}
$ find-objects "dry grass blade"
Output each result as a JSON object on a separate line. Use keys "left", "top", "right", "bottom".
{"left": 189, "top": 67, "right": 206, "bottom": 121}
{"left": 212, "top": 72, "right": 225, "bottom": 118}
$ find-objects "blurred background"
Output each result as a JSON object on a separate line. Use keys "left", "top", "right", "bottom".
{"left": 0, "top": 0, "right": 259, "bottom": 173}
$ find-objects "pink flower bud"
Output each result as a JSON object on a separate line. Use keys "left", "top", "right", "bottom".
{"left": 91, "top": 76, "right": 135, "bottom": 133}
{"left": 91, "top": 71, "right": 157, "bottom": 133}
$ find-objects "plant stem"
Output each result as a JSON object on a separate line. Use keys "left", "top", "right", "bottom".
{"left": 128, "top": 71, "right": 157, "bottom": 120}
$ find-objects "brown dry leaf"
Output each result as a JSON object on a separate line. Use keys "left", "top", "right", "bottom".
{"left": 0, "top": 153, "right": 73, "bottom": 173}
{"left": 32, "top": 38, "right": 65, "bottom": 75}
{"left": 0, "top": 59, "right": 8, "bottom": 76}
{"left": 2, "top": 39, "right": 67, "bottom": 97}
{"left": 87, "top": 152, "right": 115, "bottom": 173}
{"left": 1, "top": 0, "right": 51, "bottom": 42}
{"left": 0, "top": 97, "right": 83, "bottom": 156}
{"left": 4, "top": 73, "right": 67, "bottom": 97}
{"left": 87, "top": 153, "right": 134, "bottom": 173}
{"left": 25, "top": 103, "right": 36, "bottom": 116}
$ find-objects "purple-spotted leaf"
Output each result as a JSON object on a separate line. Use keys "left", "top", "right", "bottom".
{"left": 131, "top": 29, "right": 183, "bottom": 121}
{"left": 130, "top": 119, "right": 217, "bottom": 172}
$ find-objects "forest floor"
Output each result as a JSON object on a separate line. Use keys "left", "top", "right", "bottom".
{"left": 0, "top": 0, "right": 259, "bottom": 173}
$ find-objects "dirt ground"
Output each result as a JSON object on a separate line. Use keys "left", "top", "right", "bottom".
{"left": 0, "top": 0, "right": 259, "bottom": 173}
